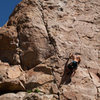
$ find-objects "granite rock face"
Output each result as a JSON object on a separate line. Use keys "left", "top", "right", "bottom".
{"left": 0, "top": 0, "right": 100, "bottom": 100}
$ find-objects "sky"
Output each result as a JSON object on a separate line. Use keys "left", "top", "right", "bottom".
{"left": 0, "top": 0, "right": 22, "bottom": 27}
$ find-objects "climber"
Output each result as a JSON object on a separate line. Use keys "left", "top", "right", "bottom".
{"left": 59, "top": 53, "right": 81, "bottom": 86}
{"left": 66, "top": 53, "right": 81, "bottom": 77}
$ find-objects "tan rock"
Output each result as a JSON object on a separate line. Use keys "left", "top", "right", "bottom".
{"left": 0, "top": 26, "right": 19, "bottom": 65}
{"left": 51, "top": 83, "right": 59, "bottom": 94}
{"left": 7, "top": 65, "right": 23, "bottom": 79}
{"left": 0, "top": 79, "right": 25, "bottom": 92}
{"left": 0, "top": 92, "right": 26, "bottom": 100}
{"left": 0, "top": 62, "right": 10, "bottom": 80}
{"left": 60, "top": 67, "right": 97, "bottom": 100}
{"left": 0, "top": 0, "right": 100, "bottom": 99}
{"left": 34, "top": 64, "right": 52, "bottom": 75}
{"left": 89, "top": 72, "right": 100, "bottom": 87}
{"left": 26, "top": 69, "right": 53, "bottom": 93}
{"left": 23, "top": 93, "right": 55, "bottom": 100}
{"left": 0, "top": 62, "right": 25, "bottom": 92}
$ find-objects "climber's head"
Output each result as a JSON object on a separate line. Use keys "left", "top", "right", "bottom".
{"left": 76, "top": 56, "right": 81, "bottom": 64}
{"left": 74, "top": 53, "right": 81, "bottom": 64}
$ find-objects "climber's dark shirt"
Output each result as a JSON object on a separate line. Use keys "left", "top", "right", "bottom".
{"left": 67, "top": 61, "right": 78, "bottom": 70}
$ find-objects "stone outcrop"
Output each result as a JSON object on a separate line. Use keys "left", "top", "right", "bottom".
{"left": 0, "top": 62, "right": 25, "bottom": 93}
{"left": 0, "top": 92, "right": 26, "bottom": 100}
{"left": 25, "top": 64, "right": 53, "bottom": 93}
{"left": 0, "top": 0, "right": 100, "bottom": 100}
{"left": 0, "top": 26, "right": 19, "bottom": 65}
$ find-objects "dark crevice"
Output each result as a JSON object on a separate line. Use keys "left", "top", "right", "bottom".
{"left": 0, "top": 57, "right": 9, "bottom": 64}
{"left": 51, "top": 66, "right": 60, "bottom": 100}
{"left": 36, "top": 1, "right": 60, "bottom": 99}
{"left": 96, "top": 73, "right": 100, "bottom": 79}
{"left": 25, "top": 80, "right": 53, "bottom": 91}
{"left": 37, "top": 0, "right": 57, "bottom": 52}
{"left": 0, "top": 90, "right": 24, "bottom": 96}
{"left": 78, "top": 20, "right": 94, "bottom": 24}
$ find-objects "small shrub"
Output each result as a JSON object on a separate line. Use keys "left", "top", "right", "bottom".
{"left": 34, "top": 88, "right": 40, "bottom": 93}
{"left": 27, "top": 90, "right": 32, "bottom": 93}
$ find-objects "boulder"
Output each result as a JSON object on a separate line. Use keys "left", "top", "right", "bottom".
{"left": 7, "top": 65, "right": 23, "bottom": 79}
{"left": 0, "top": 92, "right": 26, "bottom": 100}
{"left": 0, "top": 61, "right": 10, "bottom": 81}
{"left": 0, "top": 62, "right": 25, "bottom": 92}
{"left": 51, "top": 83, "right": 59, "bottom": 94}
{"left": 0, "top": 26, "right": 19, "bottom": 65}
{"left": 33, "top": 64, "right": 52, "bottom": 75}
{"left": 0, "top": 79, "right": 25, "bottom": 92}
{"left": 89, "top": 72, "right": 100, "bottom": 87}
{"left": 25, "top": 69, "right": 53, "bottom": 93}
{"left": 23, "top": 93, "right": 56, "bottom": 100}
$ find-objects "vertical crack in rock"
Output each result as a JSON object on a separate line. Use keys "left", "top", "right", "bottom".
{"left": 87, "top": 68, "right": 92, "bottom": 79}
{"left": 36, "top": 1, "right": 61, "bottom": 98}
{"left": 37, "top": 1, "right": 63, "bottom": 99}
{"left": 37, "top": 0, "right": 57, "bottom": 53}
{"left": 51, "top": 66, "right": 60, "bottom": 100}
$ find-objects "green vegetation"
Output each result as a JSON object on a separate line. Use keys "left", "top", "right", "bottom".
{"left": 27, "top": 90, "right": 33, "bottom": 93}
{"left": 34, "top": 88, "right": 41, "bottom": 93}
{"left": 27, "top": 88, "right": 41, "bottom": 93}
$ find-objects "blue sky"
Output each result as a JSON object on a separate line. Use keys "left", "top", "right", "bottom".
{"left": 0, "top": 0, "right": 22, "bottom": 27}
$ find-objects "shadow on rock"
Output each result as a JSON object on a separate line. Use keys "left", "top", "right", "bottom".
{"left": 59, "top": 60, "right": 73, "bottom": 87}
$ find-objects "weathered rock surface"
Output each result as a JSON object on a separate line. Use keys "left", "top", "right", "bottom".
{"left": 23, "top": 93, "right": 57, "bottom": 100}
{"left": 0, "top": 92, "right": 26, "bottom": 100}
{"left": 25, "top": 64, "right": 53, "bottom": 94}
{"left": 0, "top": 92, "right": 58, "bottom": 100}
{"left": 0, "top": 62, "right": 25, "bottom": 93}
{"left": 0, "top": 26, "right": 19, "bottom": 65}
{"left": 0, "top": 0, "right": 100, "bottom": 100}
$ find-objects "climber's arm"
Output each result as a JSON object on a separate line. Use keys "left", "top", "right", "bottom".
{"left": 65, "top": 53, "right": 74, "bottom": 64}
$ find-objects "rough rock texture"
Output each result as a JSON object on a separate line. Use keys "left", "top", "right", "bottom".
{"left": 25, "top": 64, "right": 53, "bottom": 93}
{"left": 0, "top": 62, "right": 25, "bottom": 93}
{"left": 0, "top": 0, "right": 100, "bottom": 100}
{"left": 0, "top": 92, "right": 26, "bottom": 100}
{"left": 0, "top": 26, "right": 19, "bottom": 65}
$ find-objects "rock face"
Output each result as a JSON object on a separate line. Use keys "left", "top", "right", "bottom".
{"left": 0, "top": 92, "right": 26, "bottom": 100}
{"left": 0, "top": 26, "right": 19, "bottom": 65}
{"left": 0, "top": 62, "right": 25, "bottom": 93}
{"left": 0, "top": 0, "right": 100, "bottom": 100}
